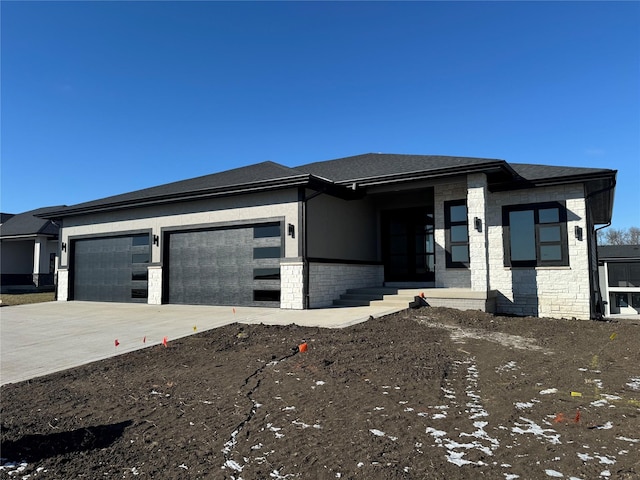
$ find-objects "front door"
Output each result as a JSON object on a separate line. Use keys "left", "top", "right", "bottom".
{"left": 381, "top": 208, "right": 434, "bottom": 282}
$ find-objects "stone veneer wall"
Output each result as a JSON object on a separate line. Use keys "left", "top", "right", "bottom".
{"left": 147, "top": 265, "right": 162, "bottom": 305}
{"left": 57, "top": 268, "right": 69, "bottom": 301}
{"left": 434, "top": 178, "right": 471, "bottom": 288}
{"left": 486, "top": 184, "right": 591, "bottom": 319}
{"left": 308, "top": 262, "right": 384, "bottom": 308}
{"left": 280, "top": 259, "right": 305, "bottom": 309}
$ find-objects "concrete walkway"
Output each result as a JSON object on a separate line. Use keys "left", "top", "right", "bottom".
{"left": 0, "top": 301, "right": 404, "bottom": 385}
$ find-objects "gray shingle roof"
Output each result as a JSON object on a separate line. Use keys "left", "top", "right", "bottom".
{"left": 509, "top": 163, "right": 613, "bottom": 182}
{"left": 47, "top": 161, "right": 309, "bottom": 215}
{"left": 37, "top": 153, "right": 616, "bottom": 218}
{"left": 598, "top": 244, "right": 640, "bottom": 260}
{"left": 295, "top": 153, "right": 508, "bottom": 184}
{"left": 0, "top": 206, "right": 63, "bottom": 238}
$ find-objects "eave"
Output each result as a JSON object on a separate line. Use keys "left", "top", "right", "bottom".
{"left": 38, "top": 174, "right": 355, "bottom": 219}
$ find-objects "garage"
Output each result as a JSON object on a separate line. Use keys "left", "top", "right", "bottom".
{"left": 71, "top": 234, "right": 150, "bottom": 303}
{"left": 165, "top": 222, "right": 282, "bottom": 307}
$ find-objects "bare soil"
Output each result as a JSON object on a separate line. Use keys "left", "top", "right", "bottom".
{"left": 1, "top": 307, "right": 639, "bottom": 479}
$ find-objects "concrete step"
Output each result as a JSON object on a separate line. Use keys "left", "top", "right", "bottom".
{"left": 332, "top": 298, "right": 373, "bottom": 307}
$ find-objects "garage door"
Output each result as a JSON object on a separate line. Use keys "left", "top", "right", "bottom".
{"left": 166, "top": 223, "right": 281, "bottom": 307}
{"left": 72, "top": 234, "right": 150, "bottom": 303}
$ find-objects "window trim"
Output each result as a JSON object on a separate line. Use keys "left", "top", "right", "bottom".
{"left": 444, "top": 199, "right": 469, "bottom": 269}
{"left": 502, "top": 201, "right": 568, "bottom": 268}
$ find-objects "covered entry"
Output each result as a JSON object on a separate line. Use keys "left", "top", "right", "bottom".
{"left": 164, "top": 222, "right": 282, "bottom": 307}
{"left": 71, "top": 233, "right": 150, "bottom": 303}
{"left": 381, "top": 207, "right": 435, "bottom": 283}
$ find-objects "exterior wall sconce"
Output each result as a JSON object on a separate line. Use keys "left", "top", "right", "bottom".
{"left": 474, "top": 217, "right": 482, "bottom": 232}
{"left": 575, "top": 226, "right": 583, "bottom": 241}
{"left": 61, "top": 242, "right": 67, "bottom": 252}
{"left": 287, "top": 223, "right": 295, "bottom": 238}
{"left": 153, "top": 234, "right": 160, "bottom": 246}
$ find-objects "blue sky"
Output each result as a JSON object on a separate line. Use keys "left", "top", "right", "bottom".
{"left": 2, "top": 1, "right": 639, "bottom": 229}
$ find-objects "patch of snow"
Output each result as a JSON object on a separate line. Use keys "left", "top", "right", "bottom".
{"left": 432, "top": 413, "right": 447, "bottom": 419}
{"left": 578, "top": 453, "right": 593, "bottom": 462}
{"left": 425, "top": 426, "right": 447, "bottom": 438}
{"left": 600, "top": 394, "right": 621, "bottom": 401}
{"left": 539, "top": 388, "right": 558, "bottom": 395}
{"left": 512, "top": 417, "right": 562, "bottom": 445}
{"left": 616, "top": 436, "right": 639, "bottom": 443}
{"left": 515, "top": 401, "right": 535, "bottom": 410}
{"left": 404, "top": 407, "right": 414, "bottom": 412}
{"left": 600, "top": 470, "right": 611, "bottom": 477}
{"left": 590, "top": 399, "right": 609, "bottom": 407}
{"left": 315, "top": 380, "right": 325, "bottom": 386}
{"left": 496, "top": 360, "right": 518, "bottom": 373}
{"left": 374, "top": 407, "right": 385, "bottom": 410}
{"left": 595, "top": 455, "right": 616, "bottom": 465}
{"left": 594, "top": 422, "right": 613, "bottom": 430}
{"left": 356, "top": 462, "right": 364, "bottom": 468}
{"left": 178, "top": 463, "right": 189, "bottom": 470}
{"left": 505, "top": 475, "right": 520, "bottom": 480}
{"left": 625, "top": 378, "right": 640, "bottom": 391}
{"left": 369, "top": 429, "right": 397, "bottom": 441}
{"left": 282, "top": 406, "right": 296, "bottom": 411}
{"left": 544, "top": 469, "right": 563, "bottom": 477}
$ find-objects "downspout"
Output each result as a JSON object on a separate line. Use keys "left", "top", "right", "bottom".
{"left": 301, "top": 187, "right": 328, "bottom": 309}
{"left": 587, "top": 177, "right": 617, "bottom": 320}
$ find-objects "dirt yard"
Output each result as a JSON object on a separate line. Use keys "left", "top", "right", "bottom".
{"left": 1, "top": 307, "right": 639, "bottom": 479}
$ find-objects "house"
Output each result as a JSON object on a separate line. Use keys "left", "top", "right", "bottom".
{"left": 598, "top": 244, "right": 640, "bottom": 317}
{"left": 39, "top": 153, "right": 616, "bottom": 319}
{"left": 0, "top": 206, "right": 62, "bottom": 292}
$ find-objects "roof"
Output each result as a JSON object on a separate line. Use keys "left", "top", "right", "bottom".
{"left": 0, "top": 206, "right": 63, "bottom": 238}
{"left": 295, "top": 153, "right": 511, "bottom": 185}
{"left": 598, "top": 244, "right": 640, "bottom": 261}
{"left": 37, "top": 153, "right": 616, "bottom": 221}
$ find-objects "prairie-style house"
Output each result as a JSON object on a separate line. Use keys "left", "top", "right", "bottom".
{"left": 40, "top": 153, "right": 616, "bottom": 320}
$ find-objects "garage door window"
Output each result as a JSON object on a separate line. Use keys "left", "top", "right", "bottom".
{"left": 254, "top": 224, "right": 281, "bottom": 238}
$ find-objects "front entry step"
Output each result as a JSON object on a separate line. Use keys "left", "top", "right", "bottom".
{"left": 332, "top": 287, "right": 417, "bottom": 308}
{"left": 332, "top": 287, "right": 497, "bottom": 312}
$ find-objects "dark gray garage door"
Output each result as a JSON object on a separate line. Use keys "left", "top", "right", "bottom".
{"left": 166, "top": 223, "right": 281, "bottom": 307}
{"left": 72, "top": 234, "right": 150, "bottom": 303}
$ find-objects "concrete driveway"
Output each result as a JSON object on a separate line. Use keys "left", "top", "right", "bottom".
{"left": 0, "top": 301, "right": 404, "bottom": 385}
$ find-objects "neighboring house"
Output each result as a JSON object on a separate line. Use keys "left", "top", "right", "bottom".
{"left": 39, "top": 153, "right": 616, "bottom": 320}
{"left": 598, "top": 244, "right": 640, "bottom": 316}
{"left": 0, "top": 206, "right": 62, "bottom": 291}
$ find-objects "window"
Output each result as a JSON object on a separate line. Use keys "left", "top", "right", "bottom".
{"left": 254, "top": 224, "right": 281, "bottom": 238}
{"left": 253, "top": 246, "right": 281, "bottom": 259}
{"left": 607, "top": 262, "right": 640, "bottom": 287}
{"left": 254, "top": 268, "right": 281, "bottom": 280}
{"left": 503, "top": 202, "right": 568, "bottom": 267}
{"left": 444, "top": 200, "right": 469, "bottom": 268}
{"left": 253, "top": 290, "right": 280, "bottom": 302}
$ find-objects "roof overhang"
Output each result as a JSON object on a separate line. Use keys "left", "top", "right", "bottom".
{"left": 37, "top": 174, "right": 357, "bottom": 219}
{"left": 336, "top": 160, "right": 514, "bottom": 188}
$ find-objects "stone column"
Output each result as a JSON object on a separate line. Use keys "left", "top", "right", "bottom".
{"left": 280, "top": 258, "right": 305, "bottom": 309}
{"left": 467, "top": 173, "right": 489, "bottom": 292}
{"left": 148, "top": 265, "right": 163, "bottom": 305}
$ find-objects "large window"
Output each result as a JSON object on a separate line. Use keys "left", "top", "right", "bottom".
{"left": 607, "top": 262, "right": 640, "bottom": 287}
{"left": 502, "top": 202, "right": 568, "bottom": 267}
{"left": 445, "top": 200, "right": 469, "bottom": 268}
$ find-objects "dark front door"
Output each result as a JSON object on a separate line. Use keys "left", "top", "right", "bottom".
{"left": 382, "top": 208, "right": 434, "bottom": 282}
